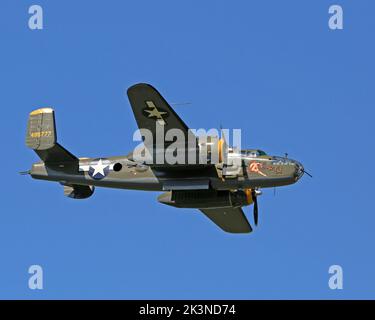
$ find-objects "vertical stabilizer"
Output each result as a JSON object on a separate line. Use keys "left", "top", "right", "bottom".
{"left": 26, "top": 108, "right": 77, "bottom": 163}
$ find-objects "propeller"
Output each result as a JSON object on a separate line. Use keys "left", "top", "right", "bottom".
{"left": 251, "top": 189, "right": 259, "bottom": 226}
{"left": 302, "top": 169, "right": 313, "bottom": 178}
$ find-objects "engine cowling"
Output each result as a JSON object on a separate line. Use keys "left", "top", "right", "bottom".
{"left": 158, "top": 189, "right": 253, "bottom": 209}
{"left": 198, "top": 135, "right": 227, "bottom": 165}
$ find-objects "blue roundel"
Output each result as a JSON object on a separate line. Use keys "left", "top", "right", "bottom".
{"left": 88, "top": 158, "right": 110, "bottom": 180}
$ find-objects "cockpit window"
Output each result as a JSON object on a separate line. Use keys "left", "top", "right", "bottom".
{"left": 241, "top": 149, "right": 267, "bottom": 157}
{"left": 257, "top": 150, "right": 267, "bottom": 156}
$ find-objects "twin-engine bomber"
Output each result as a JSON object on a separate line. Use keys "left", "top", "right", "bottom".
{"left": 24, "top": 83, "right": 307, "bottom": 233}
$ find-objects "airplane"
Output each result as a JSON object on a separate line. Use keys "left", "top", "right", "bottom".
{"left": 23, "top": 83, "right": 307, "bottom": 234}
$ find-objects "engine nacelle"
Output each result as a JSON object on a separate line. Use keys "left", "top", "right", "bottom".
{"left": 158, "top": 189, "right": 253, "bottom": 209}
{"left": 63, "top": 184, "right": 95, "bottom": 199}
{"left": 197, "top": 135, "right": 225, "bottom": 164}
{"left": 131, "top": 134, "right": 228, "bottom": 166}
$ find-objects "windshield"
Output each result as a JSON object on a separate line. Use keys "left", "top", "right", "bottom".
{"left": 257, "top": 150, "right": 267, "bottom": 156}
{"left": 241, "top": 149, "right": 267, "bottom": 157}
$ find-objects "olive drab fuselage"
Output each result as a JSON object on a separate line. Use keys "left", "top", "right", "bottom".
{"left": 30, "top": 151, "right": 304, "bottom": 191}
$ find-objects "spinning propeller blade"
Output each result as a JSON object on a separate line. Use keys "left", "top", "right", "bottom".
{"left": 251, "top": 189, "right": 259, "bottom": 226}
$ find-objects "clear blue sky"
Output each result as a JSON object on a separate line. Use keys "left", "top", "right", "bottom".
{"left": 1, "top": 0, "right": 374, "bottom": 299}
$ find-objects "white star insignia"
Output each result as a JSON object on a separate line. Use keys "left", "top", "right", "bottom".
{"left": 91, "top": 159, "right": 108, "bottom": 177}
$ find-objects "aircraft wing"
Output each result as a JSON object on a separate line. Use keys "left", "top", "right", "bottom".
{"left": 200, "top": 207, "right": 252, "bottom": 233}
{"left": 127, "top": 83, "right": 195, "bottom": 148}
{"left": 127, "top": 83, "right": 218, "bottom": 182}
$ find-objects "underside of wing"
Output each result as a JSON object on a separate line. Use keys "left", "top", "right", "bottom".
{"left": 200, "top": 207, "right": 252, "bottom": 234}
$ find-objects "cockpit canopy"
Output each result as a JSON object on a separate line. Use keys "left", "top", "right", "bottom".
{"left": 240, "top": 149, "right": 267, "bottom": 157}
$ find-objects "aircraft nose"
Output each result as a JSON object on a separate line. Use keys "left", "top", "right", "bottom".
{"left": 294, "top": 161, "right": 304, "bottom": 180}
